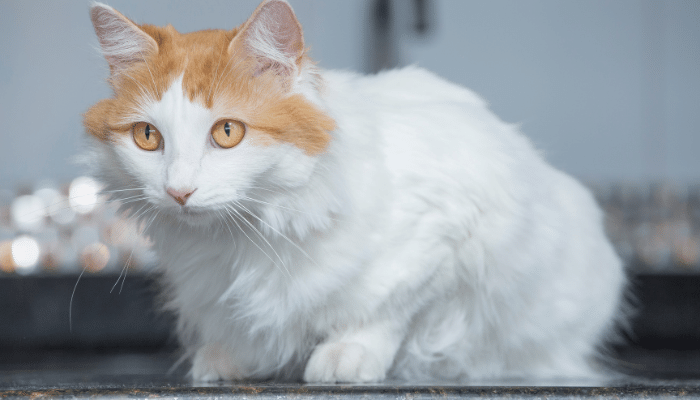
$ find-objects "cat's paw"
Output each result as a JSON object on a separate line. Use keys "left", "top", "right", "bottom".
{"left": 303, "top": 342, "right": 386, "bottom": 383}
{"left": 190, "top": 343, "right": 245, "bottom": 382}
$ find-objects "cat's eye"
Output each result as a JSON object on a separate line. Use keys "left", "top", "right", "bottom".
{"left": 211, "top": 119, "right": 245, "bottom": 149}
{"left": 132, "top": 122, "right": 162, "bottom": 151}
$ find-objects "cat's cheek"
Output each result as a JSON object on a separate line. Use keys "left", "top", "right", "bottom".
{"left": 113, "top": 137, "right": 167, "bottom": 200}
{"left": 267, "top": 144, "right": 318, "bottom": 187}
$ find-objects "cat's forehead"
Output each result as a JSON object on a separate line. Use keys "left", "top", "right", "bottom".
{"left": 121, "top": 25, "right": 243, "bottom": 108}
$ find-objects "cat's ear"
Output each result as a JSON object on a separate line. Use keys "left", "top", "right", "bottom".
{"left": 90, "top": 2, "right": 158, "bottom": 73}
{"left": 230, "top": 0, "right": 305, "bottom": 79}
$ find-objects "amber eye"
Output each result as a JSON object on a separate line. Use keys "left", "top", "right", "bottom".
{"left": 132, "top": 122, "right": 162, "bottom": 151}
{"left": 211, "top": 119, "right": 245, "bottom": 148}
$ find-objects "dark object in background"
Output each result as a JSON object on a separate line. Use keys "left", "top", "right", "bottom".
{"left": 367, "top": 0, "right": 434, "bottom": 73}
{"left": 413, "top": 0, "right": 433, "bottom": 35}
{"left": 627, "top": 274, "right": 700, "bottom": 350}
{"left": 0, "top": 275, "right": 174, "bottom": 350}
{"left": 368, "top": 0, "right": 396, "bottom": 73}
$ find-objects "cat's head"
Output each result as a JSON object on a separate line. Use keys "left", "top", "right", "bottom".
{"left": 83, "top": 0, "right": 336, "bottom": 230}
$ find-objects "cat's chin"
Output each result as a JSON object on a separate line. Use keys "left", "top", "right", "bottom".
{"left": 170, "top": 207, "right": 215, "bottom": 227}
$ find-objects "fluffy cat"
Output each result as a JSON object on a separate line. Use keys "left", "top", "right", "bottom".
{"left": 83, "top": 0, "right": 626, "bottom": 383}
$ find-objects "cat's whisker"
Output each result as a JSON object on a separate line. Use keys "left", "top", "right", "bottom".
{"left": 128, "top": 203, "right": 154, "bottom": 222}
{"left": 207, "top": 45, "right": 227, "bottom": 104}
{"left": 11, "top": 189, "right": 147, "bottom": 224}
{"left": 227, "top": 205, "right": 291, "bottom": 277}
{"left": 123, "top": 209, "right": 159, "bottom": 294}
{"left": 117, "top": 71, "right": 153, "bottom": 102}
{"left": 247, "top": 184, "right": 293, "bottom": 196}
{"left": 225, "top": 207, "right": 290, "bottom": 278}
{"left": 118, "top": 257, "right": 130, "bottom": 294}
{"left": 225, "top": 207, "right": 271, "bottom": 260}
{"left": 247, "top": 188, "right": 280, "bottom": 196}
{"left": 241, "top": 196, "right": 341, "bottom": 222}
{"left": 109, "top": 205, "right": 157, "bottom": 294}
{"left": 215, "top": 209, "right": 226, "bottom": 234}
{"left": 214, "top": 209, "right": 238, "bottom": 248}
{"left": 219, "top": 210, "right": 237, "bottom": 244}
{"left": 136, "top": 49, "right": 158, "bottom": 94}
{"left": 102, "top": 193, "right": 148, "bottom": 202}
{"left": 112, "top": 197, "right": 152, "bottom": 208}
{"left": 100, "top": 186, "right": 148, "bottom": 194}
{"left": 234, "top": 201, "right": 319, "bottom": 268}
{"left": 212, "top": 56, "right": 251, "bottom": 100}
{"left": 211, "top": 52, "right": 237, "bottom": 100}
{"left": 105, "top": 193, "right": 149, "bottom": 203}
{"left": 111, "top": 250, "right": 132, "bottom": 293}
{"left": 107, "top": 209, "right": 147, "bottom": 294}
{"left": 69, "top": 267, "right": 87, "bottom": 333}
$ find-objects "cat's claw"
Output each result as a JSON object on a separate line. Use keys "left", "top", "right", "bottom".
{"left": 303, "top": 342, "right": 386, "bottom": 383}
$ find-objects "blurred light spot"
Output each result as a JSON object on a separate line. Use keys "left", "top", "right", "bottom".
{"left": 0, "top": 241, "right": 15, "bottom": 273}
{"left": 34, "top": 187, "right": 60, "bottom": 208}
{"left": 11, "top": 195, "right": 46, "bottom": 231}
{"left": 69, "top": 176, "right": 101, "bottom": 214}
{"left": 81, "top": 242, "right": 110, "bottom": 273}
{"left": 49, "top": 194, "right": 76, "bottom": 225}
{"left": 105, "top": 217, "right": 139, "bottom": 246}
{"left": 12, "top": 235, "right": 40, "bottom": 273}
{"left": 73, "top": 226, "right": 100, "bottom": 250}
{"left": 41, "top": 250, "right": 61, "bottom": 273}
{"left": 675, "top": 237, "right": 700, "bottom": 266}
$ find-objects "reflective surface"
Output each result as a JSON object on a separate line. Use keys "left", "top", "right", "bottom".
{"left": 1, "top": 348, "right": 700, "bottom": 398}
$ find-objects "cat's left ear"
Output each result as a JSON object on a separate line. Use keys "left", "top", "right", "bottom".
{"left": 230, "top": 0, "right": 305, "bottom": 79}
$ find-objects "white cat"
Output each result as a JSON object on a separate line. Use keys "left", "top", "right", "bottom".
{"left": 84, "top": 0, "right": 626, "bottom": 383}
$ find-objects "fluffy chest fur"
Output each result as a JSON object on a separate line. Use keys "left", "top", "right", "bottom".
{"left": 84, "top": 0, "right": 626, "bottom": 383}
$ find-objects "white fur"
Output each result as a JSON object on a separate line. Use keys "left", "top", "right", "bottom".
{"left": 88, "top": 64, "right": 626, "bottom": 383}
{"left": 86, "top": 4, "right": 626, "bottom": 383}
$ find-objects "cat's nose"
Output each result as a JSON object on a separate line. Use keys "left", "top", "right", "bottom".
{"left": 167, "top": 187, "right": 196, "bottom": 206}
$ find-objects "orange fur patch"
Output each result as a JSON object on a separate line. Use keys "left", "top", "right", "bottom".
{"left": 84, "top": 14, "right": 335, "bottom": 155}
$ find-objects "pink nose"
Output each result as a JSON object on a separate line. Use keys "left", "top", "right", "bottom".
{"left": 167, "top": 188, "right": 196, "bottom": 206}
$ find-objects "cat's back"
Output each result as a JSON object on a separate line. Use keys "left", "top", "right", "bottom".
{"left": 321, "top": 66, "right": 543, "bottom": 196}
{"left": 322, "top": 66, "right": 489, "bottom": 119}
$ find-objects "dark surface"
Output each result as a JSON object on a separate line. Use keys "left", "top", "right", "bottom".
{"left": 1, "top": 348, "right": 700, "bottom": 398}
{"left": 3, "top": 384, "right": 700, "bottom": 400}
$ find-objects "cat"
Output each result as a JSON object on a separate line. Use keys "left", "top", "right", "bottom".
{"left": 83, "top": 0, "right": 627, "bottom": 383}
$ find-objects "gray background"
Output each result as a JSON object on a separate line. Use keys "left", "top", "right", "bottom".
{"left": 1, "top": 0, "right": 699, "bottom": 190}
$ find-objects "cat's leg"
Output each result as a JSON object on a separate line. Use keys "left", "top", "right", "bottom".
{"left": 190, "top": 342, "right": 246, "bottom": 382}
{"left": 303, "top": 318, "right": 403, "bottom": 383}
{"left": 303, "top": 213, "right": 459, "bottom": 383}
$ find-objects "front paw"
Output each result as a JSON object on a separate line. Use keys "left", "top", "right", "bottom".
{"left": 191, "top": 343, "right": 244, "bottom": 382}
{"left": 303, "top": 342, "right": 386, "bottom": 383}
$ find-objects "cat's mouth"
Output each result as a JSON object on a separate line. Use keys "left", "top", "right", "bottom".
{"left": 171, "top": 206, "right": 213, "bottom": 226}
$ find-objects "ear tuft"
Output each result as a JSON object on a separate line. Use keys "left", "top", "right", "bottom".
{"left": 232, "top": 0, "right": 305, "bottom": 78}
{"left": 90, "top": 2, "right": 158, "bottom": 72}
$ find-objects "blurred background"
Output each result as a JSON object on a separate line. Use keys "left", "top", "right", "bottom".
{"left": 0, "top": 0, "right": 699, "bottom": 381}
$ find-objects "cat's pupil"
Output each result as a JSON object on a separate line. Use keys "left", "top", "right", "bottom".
{"left": 145, "top": 124, "right": 151, "bottom": 140}
{"left": 224, "top": 122, "right": 230, "bottom": 137}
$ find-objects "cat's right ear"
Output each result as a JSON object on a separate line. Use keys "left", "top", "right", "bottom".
{"left": 90, "top": 2, "right": 158, "bottom": 73}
